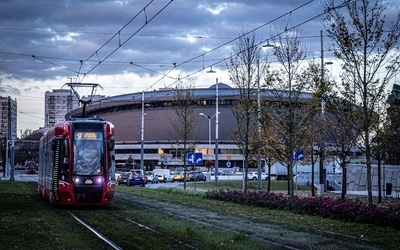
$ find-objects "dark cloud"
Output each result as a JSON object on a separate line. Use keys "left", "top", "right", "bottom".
{"left": 0, "top": 0, "right": 399, "bottom": 131}
{"left": 0, "top": 0, "right": 332, "bottom": 82}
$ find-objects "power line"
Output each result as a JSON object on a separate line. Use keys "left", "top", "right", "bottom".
{"left": 78, "top": 0, "right": 174, "bottom": 82}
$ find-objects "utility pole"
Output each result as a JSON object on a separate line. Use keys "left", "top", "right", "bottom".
{"left": 8, "top": 96, "right": 15, "bottom": 181}
{"left": 318, "top": 30, "right": 325, "bottom": 195}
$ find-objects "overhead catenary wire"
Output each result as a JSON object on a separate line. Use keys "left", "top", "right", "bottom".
{"left": 143, "top": 0, "right": 358, "bottom": 96}
{"left": 77, "top": 0, "right": 174, "bottom": 82}
{"left": 4, "top": 0, "right": 359, "bottom": 100}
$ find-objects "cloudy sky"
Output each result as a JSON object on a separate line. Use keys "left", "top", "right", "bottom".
{"left": 0, "top": 0, "right": 399, "bottom": 134}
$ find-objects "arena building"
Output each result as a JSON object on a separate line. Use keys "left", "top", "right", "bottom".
{"left": 70, "top": 82, "right": 313, "bottom": 172}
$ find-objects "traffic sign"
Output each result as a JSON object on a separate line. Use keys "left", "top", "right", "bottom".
{"left": 226, "top": 161, "right": 231, "bottom": 167}
{"left": 293, "top": 149, "right": 304, "bottom": 161}
{"left": 163, "top": 159, "right": 169, "bottom": 165}
{"left": 187, "top": 152, "right": 203, "bottom": 165}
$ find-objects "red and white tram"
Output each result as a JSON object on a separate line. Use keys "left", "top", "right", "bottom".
{"left": 38, "top": 118, "right": 116, "bottom": 206}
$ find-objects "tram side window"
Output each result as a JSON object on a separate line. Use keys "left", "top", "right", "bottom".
{"left": 108, "top": 138, "right": 115, "bottom": 180}
{"left": 52, "top": 138, "right": 70, "bottom": 181}
{"left": 60, "top": 138, "right": 69, "bottom": 181}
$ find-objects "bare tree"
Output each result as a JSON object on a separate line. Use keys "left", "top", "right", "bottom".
{"left": 261, "top": 27, "right": 312, "bottom": 196}
{"left": 172, "top": 82, "right": 197, "bottom": 190}
{"left": 299, "top": 61, "right": 328, "bottom": 196}
{"left": 325, "top": 97, "right": 360, "bottom": 200}
{"left": 323, "top": 0, "right": 400, "bottom": 205}
{"left": 227, "top": 32, "right": 267, "bottom": 194}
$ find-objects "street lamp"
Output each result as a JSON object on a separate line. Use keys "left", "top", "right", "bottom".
{"left": 318, "top": 31, "right": 333, "bottom": 195}
{"left": 199, "top": 112, "right": 218, "bottom": 181}
{"left": 207, "top": 68, "right": 219, "bottom": 186}
{"left": 140, "top": 91, "right": 145, "bottom": 170}
{"left": 199, "top": 113, "right": 218, "bottom": 156}
{"left": 256, "top": 42, "right": 275, "bottom": 189}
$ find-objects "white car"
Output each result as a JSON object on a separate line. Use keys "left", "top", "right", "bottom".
{"left": 247, "top": 171, "right": 269, "bottom": 180}
{"left": 153, "top": 169, "right": 174, "bottom": 183}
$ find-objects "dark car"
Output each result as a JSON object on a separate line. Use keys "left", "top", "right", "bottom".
{"left": 189, "top": 171, "right": 207, "bottom": 181}
{"left": 118, "top": 171, "right": 146, "bottom": 187}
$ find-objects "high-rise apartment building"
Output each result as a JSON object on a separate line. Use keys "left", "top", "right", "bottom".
{"left": 0, "top": 96, "right": 17, "bottom": 139}
{"left": 44, "top": 89, "right": 79, "bottom": 130}
{"left": 44, "top": 89, "right": 106, "bottom": 130}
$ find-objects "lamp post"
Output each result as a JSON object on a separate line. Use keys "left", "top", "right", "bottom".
{"left": 140, "top": 91, "right": 145, "bottom": 170}
{"left": 199, "top": 112, "right": 218, "bottom": 182}
{"left": 207, "top": 68, "right": 219, "bottom": 186}
{"left": 257, "top": 59, "right": 262, "bottom": 190}
{"left": 215, "top": 78, "right": 219, "bottom": 186}
{"left": 318, "top": 31, "right": 333, "bottom": 195}
{"left": 257, "top": 43, "right": 275, "bottom": 189}
{"left": 199, "top": 113, "right": 218, "bottom": 156}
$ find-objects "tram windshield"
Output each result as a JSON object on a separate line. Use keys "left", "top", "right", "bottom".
{"left": 73, "top": 131, "right": 104, "bottom": 175}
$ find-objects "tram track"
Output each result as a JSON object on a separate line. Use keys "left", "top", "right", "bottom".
{"left": 61, "top": 193, "right": 296, "bottom": 250}
{"left": 114, "top": 195, "right": 303, "bottom": 250}
{"left": 112, "top": 192, "right": 383, "bottom": 250}
{"left": 67, "top": 210, "right": 124, "bottom": 250}
{"left": 22, "top": 182, "right": 383, "bottom": 250}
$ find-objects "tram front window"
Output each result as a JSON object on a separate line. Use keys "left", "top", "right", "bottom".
{"left": 73, "top": 139, "right": 103, "bottom": 175}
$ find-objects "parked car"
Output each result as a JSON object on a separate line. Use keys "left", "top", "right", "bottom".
{"left": 153, "top": 169, "right": 174, "bottom": 183}
{"left": 189, "top": 171, "right": 207, "bottom": 181}
{"left": 118, "top": 171, "right": 146, "bottom": 186}
{"left": 115, "top": 168, "right": 131, "bottom": 180}
{"left": 144, "top": 171, "right": 159, "bottom": 183}
{"left": 173, "top": 171, "right": 191, "bottom": 182}
{"left": 247, "top": 171, "right": 269, "bottom": 180}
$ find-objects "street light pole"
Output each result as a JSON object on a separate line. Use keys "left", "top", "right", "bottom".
{"left": 257, "top": 59, "right": 262, "bottom": 190}
{"left": 258, "top": 43, "right": 274, "bottom": 189}
{"left": 199, "top": 113, "right": 217, "bottom": 156}
{"left": 140, "top": 91, "right": 145, "bottom": 171}
{"left": 199, "top": 112, "right": 218, "bottom": 182}
{"left": 215, "top": 78, "right": 219, "bottom": 187}
{"left": 319, "top": 30, "right": 326, "bottom": 196}
{"left": 206, "top": 68, "right": 219, "bottom": 186}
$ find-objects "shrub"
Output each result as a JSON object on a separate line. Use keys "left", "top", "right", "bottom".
{"left": 205, "top": 189, "right": 400, "bottom": 228}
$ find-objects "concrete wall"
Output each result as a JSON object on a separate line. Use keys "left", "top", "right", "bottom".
{"left": 347, "top": 164, "right": 399, "bottom": 191}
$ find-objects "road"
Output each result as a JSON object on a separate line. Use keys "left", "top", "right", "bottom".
{"left": 3, "top": 170, "right": 244, "bottom": 186}
{"left": 0, "top": 169, "right": 39, "bottom": 182}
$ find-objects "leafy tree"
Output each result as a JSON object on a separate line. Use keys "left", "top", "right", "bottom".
{"left": 172, "top": 82, "right": 197, "bottom": 190}
{"left": 14, "top": 131, "right": 42, "bottom": 165}
{"left": 323, "top": 0, "right": 400, "bottom": 205}
{"left": 299, "top": 61, "right": 329, "bottom": 196}
{"left": 125, "top": 155, "right": 134, "bottom": 169}
{"left": 227, "top": 32, "right": 267, "bottom": 194}
{"left": 261, "top": 26, "right": 314, "bottom": 196}
{"left": 325, "top": 97, "right": 360, "bottom": 200}
{"left": 386, "top": 87, "right": 400, "bottom": 165}
{"left": 370, "top": 101, "right": 391, "bottom": 203}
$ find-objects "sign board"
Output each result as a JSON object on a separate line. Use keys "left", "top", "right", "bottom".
{"left": 293, "top": 149, "right": 304, "bottom": 161}
{"left": 187, "top": 152, "right": 203, "bottom": 165}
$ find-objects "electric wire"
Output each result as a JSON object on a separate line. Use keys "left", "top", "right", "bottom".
{"left": 78, "top": 0, "right": 174, "bottom": 82}
{"left": 3, "top": 0, "right": 359, "bottom": 98}
{"left": 141, "top": 0, "right": 358, "bottom": 96}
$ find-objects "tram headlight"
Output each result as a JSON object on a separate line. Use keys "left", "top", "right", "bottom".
{"left": 96, "top": 177, "right": 104, "bottom": 183}
{"left": 73, "top": 177, "right": 80, "bottom": 184}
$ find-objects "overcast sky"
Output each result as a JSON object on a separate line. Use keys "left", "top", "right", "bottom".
{"left": 0, "top": 0, "right": 399, "bottom": 134}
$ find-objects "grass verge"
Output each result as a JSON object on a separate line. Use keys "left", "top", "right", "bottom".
{"left": 1, "top": 181, "right": 399, "bottom": 249}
